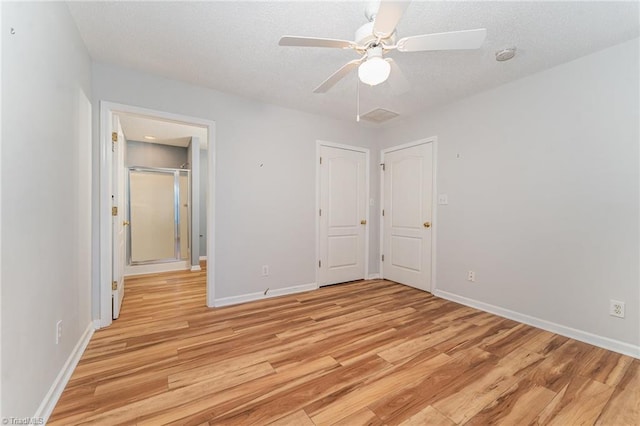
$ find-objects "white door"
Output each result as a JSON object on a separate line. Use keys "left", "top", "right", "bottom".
{"left": 112, "top": 116, "right": 126, "bottom": 318}
{"left": 382, "top": 142, "right": 433, "bottom": 291}
{"left": 319, "top": 145, "right": 367, "bottom": 286}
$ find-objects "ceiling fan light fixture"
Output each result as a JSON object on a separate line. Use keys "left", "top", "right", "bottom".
{"left": 358, "top": 48, "right": 391, "bottom": 86}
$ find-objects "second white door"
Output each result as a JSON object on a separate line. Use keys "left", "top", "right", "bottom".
{"left": 319, "top": 144, "right": 367, "bottom": 286}
{"left": 382, "top": 141, "right": 434, "bottom": 291}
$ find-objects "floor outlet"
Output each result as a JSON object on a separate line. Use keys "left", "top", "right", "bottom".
{"left": 609, "top": 300, "right": 625, "bottom": 318}
{"left": 467, "top": 271, "right": 475, "bottom": 282}
{"left": 56, "top": 320, "right": 62, "bottom": 344}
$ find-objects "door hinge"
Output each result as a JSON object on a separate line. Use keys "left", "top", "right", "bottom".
{"left": 381, "top": 254, "right": 385, "bottom": 262}
{"left": 112, "top": 132, "right": 118, "bottom": 142}
{"left": 319, "top": 157, "right": 322, "bottom": 164}
{"left": 318, "top": 260, "right": 322, "bottom": 268}
{"left": 382, "top": 209, "right": 385, "bottom": 216}
{"left": 112, "top": 206, "right": 118, "bottom": 216}
{"left": 319, "top": 208, "right": 322, "bottom": 216}
{"left": 112, "top": 281, "right": 117, "bottom": 290}
{"left": 380, "top": 163, "right": 385, "bottom": 171}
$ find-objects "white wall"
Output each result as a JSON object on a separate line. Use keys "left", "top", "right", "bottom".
{"left": 379, "top": 38, "right": 640, "bottom": 350}
{"left": 91, "top": 63, "right": 378, "bottom": 308}
{"left": 1, "top": 2, "right": 93, "bottom": 417}
{"left": 200, "top": 148, "right": 208, "bottom": 256}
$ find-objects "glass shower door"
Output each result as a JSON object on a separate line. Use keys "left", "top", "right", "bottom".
{"left": 128, "top": 168, "right": 190, "bottom": 264}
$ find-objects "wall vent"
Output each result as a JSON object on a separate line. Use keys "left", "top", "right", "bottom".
{"left": 360, "top": 108, "right": 399, "bottom": 123}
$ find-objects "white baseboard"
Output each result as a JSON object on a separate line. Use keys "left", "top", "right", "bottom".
{"left": 190, "top": 265, "right": 202, "bottom": 272}
{"left": 199, "top": 256, "right": 207, "bottom": 261}
{"left": 125, "top": 261, "right": 189, "bottom": 276}
{"left": 367, "top": 273, "right": 381, "bottom": 280}
{"left": 35, "top": 322, "right": 94, "bottom": 422}
{"left": 434, "top": 289, "right": 640, "bottom": 359}
{"left": 92, "top": 319, "right": 101, "bottom": 330}
{"left": 214, "top": 282, "right": 317, "bottom": 308}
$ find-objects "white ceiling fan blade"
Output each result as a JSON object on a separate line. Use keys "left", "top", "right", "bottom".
{"left": 373, "top": 0, "right": 411, "bottom": 38}
{"left": 313, "top": 59, "right": 362, "bottom": 93}
{"left": 397, "top": 28, "right": 487, "bottom": 52}
{"left": 279, "top": 36, "right": 355, "bottom": 49}
{"left": 385, "top": 58, "right": 410, "bottom": 94}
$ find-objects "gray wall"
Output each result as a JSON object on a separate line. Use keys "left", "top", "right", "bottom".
{"left": 1, "top": 2, "right": 93, "bottom": 417}
{"left": 126, "top": 140, "right": 188, "bottom": 169}
{"left": 91, "top": 62, "right": 377, "bottom": 309}
{"left": 378, "top": 38, "right": 640, "bottom": 347}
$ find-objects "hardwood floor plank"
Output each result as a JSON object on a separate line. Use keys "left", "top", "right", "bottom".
{"left": 431, "top": 366, "right": 519, "bottom": 424}
{"left": 397, "top": 405, "right": 455, "bottom": 426}
{"left": 576, "top": 347, "right": 634, "bottom": 386}
{"left": 369, "top": 353, "right": 499, "bottom": 424}
{"left": 208, "top": 356, "right": 391, "bottom": 425}
{"left": 330, "top": 407, "right": 384, "bottom": 425}
{"left": 309, "top": 351, "right": 451, "bottom": 424}
{"left": 533, "top": 375, "right": 615, "bottom": 425}
{"left": 615, "top": 358, "right": 640, "bottom": 390}
{"left": 65, "top": 361, "right": 276, "bottom": 425}
{"left": 464, "top": 379, "right": 556, "bottom": 425}
{"left": 595, "top": 387, "right": 640, "bottom": 426}
{"left": 267, "top": 409, "right": 315, "bottom": 426}
{"left": 48, "top": 269, "right": 640, "bottom": 425}
{"left": 159, "top": 356, "right": 342, "bottom": 425}
{"left": 525, "top": 339, "right": 597, "bottom": 392}
{"left": 378, "top": 321, "right": 473, "bottom": 364}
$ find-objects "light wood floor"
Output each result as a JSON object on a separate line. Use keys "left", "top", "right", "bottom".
{"left": 49, "top": 266, "right": 639, "bottom": 425}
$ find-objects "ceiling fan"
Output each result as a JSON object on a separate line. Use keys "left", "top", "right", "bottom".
{"left": 279, "top": 0, "right": 487, "bottom": 93}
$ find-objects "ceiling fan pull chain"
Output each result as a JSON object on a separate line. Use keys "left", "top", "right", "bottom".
{"left": 356, "top": 78, "right": 361, "bottom": 122}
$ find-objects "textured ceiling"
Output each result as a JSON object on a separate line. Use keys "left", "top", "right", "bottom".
{"left": 68, "top": 1, "right": 640, "bottom": 123}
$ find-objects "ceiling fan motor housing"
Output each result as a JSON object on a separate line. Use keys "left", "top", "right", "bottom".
{"left": 355, "top": 21, "right": 396, "bottom": 47}
{"left": 278, "top": 0, "right": 487, "bottom": 95}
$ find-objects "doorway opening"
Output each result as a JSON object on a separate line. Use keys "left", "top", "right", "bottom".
{"left": 99, "top": 102, "right": 216, "bottom": 327}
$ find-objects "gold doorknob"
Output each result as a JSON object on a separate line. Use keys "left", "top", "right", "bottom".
{"left": 123, "top": 220, "right": 130, "bottom": 226}
{"left": 423, "top": 222, "right": 431, "bottom": 228}
{"left": 360, "top": 220, "right": 367, "bottom": 225}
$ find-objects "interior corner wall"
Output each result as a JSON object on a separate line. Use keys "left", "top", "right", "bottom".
{"left": 1, "top": 2, "right": 93, "bottom": 417}
{"left": 378, "top": 38, "right": 640, "bottom": 348}
{"left": 91, "top": 63, "right": 378, "bottom": 303}
{"left": 188, "top": 137, "right": 200, "bottom": 268}
{"left": 126, "top": 140, "right": 188, "bottom": 169}
{"left": 200, "top": 148, "right": 208, "bottom": 257}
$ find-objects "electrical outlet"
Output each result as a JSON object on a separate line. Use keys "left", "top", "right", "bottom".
{"left": 610, "top": 300, "right": 625, "bottom": 318}
{"left": 467, "top": 271, "right": 475, "bottom": 282}
{"left": 438, "top": 194, "right": 449, "bottom": 205}
{"left": 56, "top": 320, "right": 62, "bottom": 344}
{"left": 262, "top": 265, "right": 269, "bottom": 277}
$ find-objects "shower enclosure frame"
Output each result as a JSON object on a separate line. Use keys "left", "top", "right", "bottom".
{"left": 127, "top": 166, "right": 191, "bottom": 266}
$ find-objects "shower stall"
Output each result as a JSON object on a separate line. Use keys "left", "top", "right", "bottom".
{"left": 127, "top": 167, "right": 190, "bottom": 265}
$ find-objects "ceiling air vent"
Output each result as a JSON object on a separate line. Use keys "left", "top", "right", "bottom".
{"left": 360, "top": 108, "right": 399, "bottom": 123}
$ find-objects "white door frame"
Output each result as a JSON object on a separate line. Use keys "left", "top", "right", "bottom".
{"left": 316, "top": 140, "right": 370, "bottom": 287}
{"left": 99, "top": 101, "right": 216, "bottom": 328}
{"left": 379, "top": 137, "right": 438, "bottom": 292}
